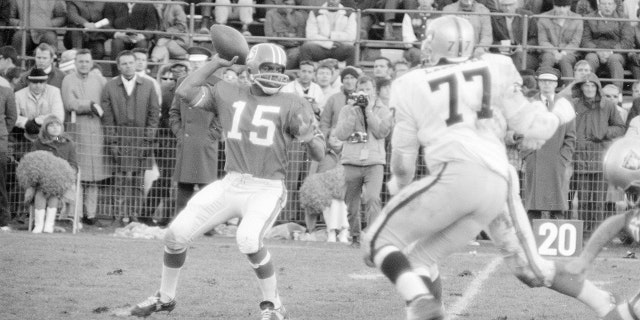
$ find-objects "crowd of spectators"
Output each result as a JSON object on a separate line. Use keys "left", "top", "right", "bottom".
{"left": 1, "top": 0, "right": 640, "bottom": 242}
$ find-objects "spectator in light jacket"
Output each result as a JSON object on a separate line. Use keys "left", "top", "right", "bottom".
{"left": 300, "top": 0, "right": 357, "bottom": 66}
{"left": 333, "top": 75, "right": 394, "bottom": 246}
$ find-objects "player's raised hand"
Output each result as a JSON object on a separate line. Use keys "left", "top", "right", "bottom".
{"left": 212, "top": 54, "right": 238, "bottom": 67}
{"left": 296, "top": 113, "right": 318, "bottom": 143}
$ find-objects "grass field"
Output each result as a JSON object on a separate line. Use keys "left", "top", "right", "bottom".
{"left": 1, "top": 225, "right": 639, "bottom": 320}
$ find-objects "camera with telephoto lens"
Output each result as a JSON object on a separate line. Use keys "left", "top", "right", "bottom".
{"left": 349, "top": 91, "right": 369, "bottom": 108}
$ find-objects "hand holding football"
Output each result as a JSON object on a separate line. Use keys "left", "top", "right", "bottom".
{"left": 210, "top": 24, "right": 249, "bottom": 65}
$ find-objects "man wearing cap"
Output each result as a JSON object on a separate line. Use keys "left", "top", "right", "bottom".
{"left": 168, "top": 46, "right": 222, "bottom": 217}
{"left": 0, "top": 46, "right": 17, "bottom": 88}
{"left": 537, "top": 0, "right": 583, "bottom": 86}
{"left": 186, "top": 46, "right": 212, "bottom": 71}
{"left": 16, "top": 44, "right": 65, "bottom": 91}
{"left": 491, "top": 0, "right": 539, "bottom": 71}
{"left": 521, "top": 67, "right": 576, "bottom": 222}
{"left": 61, "top": 48, "right": 109, "bottom": 227}
{"left": 14, "top": 68, "right": 64, "bottom": 152}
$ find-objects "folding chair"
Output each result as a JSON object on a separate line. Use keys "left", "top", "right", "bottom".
{"left": 28, "top": 170, "right": 82, "bottom": 234}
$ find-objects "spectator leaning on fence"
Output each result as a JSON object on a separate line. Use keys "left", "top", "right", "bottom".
{"left": 16, "top": 44, "right": 65, "bottom": 91}
{"left": 64, "top": 0, "right": 108, "bottom": 60}
{"left": 570, "top": 72, "right": 625, "bottom": 224}
{"left": 443, "top": 0, "right": 493, "bottom": 57}
{"left": 301, "top": 0, "right": 357, "bottom": 66}
{"left": 60, "top": 49, "right": 110, "bottom": 227}
{"left": 581, "top": 0, "right": 633, "bottom": 91}
{"left": 264, "top": 0, "right": 307, "bottom": 70}
{"left": 537, "top": 0, "right": 583, "bottom": 86}
{"left": 334, "top": 75, "right": 394, "bottom": 247}
{"left": 521, "top": 67, "right": 576, "bottom": 222}
{"left": 0, "top": 84, "right": 16, "bottom": 231}
{"left": 9, "top": 0, "right": 67, "bottom": 56}
{"left": 101, "top": 50, "right": 160, "bottom": 226}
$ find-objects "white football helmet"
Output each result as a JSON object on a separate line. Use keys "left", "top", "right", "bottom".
{"left": 603, "top": 137, "right": 640, "bottom": 192}
{"left": 246, "top": 43, "right": 290, "bottom": 95}
{"left": 421, "top": 16, "right": 475, "bottom": 66}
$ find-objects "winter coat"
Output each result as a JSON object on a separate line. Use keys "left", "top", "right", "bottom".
{"left": 570, "top": 73, "right": 626, "bottom": 173}
{"left": 101, "top": 75, "right": 160, "bottom": 172}
{"left": 61, "top": 71, "right": 110, "bottom": 182}
{"left": 264, "top": 8, "right": 307, "bottom": 48}
{"left": 522, "top": 93, "right": 576, "bottom": 211}
{"left": 319, "top": 89, "right": 350, "bottom": 139}
{"left": 0, "top": 87, "right": 17, "bottom": 154}
{"left": 32, "top": 136, "right": 78, "bottom": 172}
{"left": 168, "top": 76, "right": 220, "bottom": 184}
{"left": 14, "top": 85, "right": 65, "bottom": 133}
{"left": 537, "top": 8, "right": 583, "bottom": 55}
{"left": 305, "top": 3, "right": 357, "bottom": 50}
{"left": 334, "top": 98, "right": 393, "bottom": 166}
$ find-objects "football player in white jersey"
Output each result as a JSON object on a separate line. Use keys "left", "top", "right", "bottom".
{"left": 363, "top": 16, "right": 639, "bottom": 320}
{"left": 129, "top": 43, "right": 324, "bottom": 320}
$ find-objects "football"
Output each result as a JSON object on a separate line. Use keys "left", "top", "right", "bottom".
{"left": 209, "top": 24, "right": 249, "bottom": 65}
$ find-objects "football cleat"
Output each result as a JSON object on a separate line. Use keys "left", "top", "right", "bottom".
{"left": 130, "top": 292, "right": 176, "bottom": 317}
{"left": 259, "top": 301, "right": 288, "bottom": 320}
{"left": 406, "top": 295, "right": 444, "bottom": 320}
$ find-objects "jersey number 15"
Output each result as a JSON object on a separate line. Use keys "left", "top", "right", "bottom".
{"left": 228, "top": 101, "right": 280, "bottom": 146}
{"left": 428, "top": 66, "right": 493, "bottom": 126}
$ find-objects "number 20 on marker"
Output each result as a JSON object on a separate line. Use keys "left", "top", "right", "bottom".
{"left": 533, "top": 219, "right": 583, "bottom": 257}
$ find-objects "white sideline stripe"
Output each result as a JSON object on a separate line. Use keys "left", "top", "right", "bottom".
{"left": 446, "top": 256, "right": 503, "bottom": 320}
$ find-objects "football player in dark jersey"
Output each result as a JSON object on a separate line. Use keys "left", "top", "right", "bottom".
{"left": 130, "top": 43, "right": 324, "bottom": 320}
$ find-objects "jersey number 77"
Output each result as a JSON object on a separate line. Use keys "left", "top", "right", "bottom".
{"left": 428, "top": 66, "right": 493, "bottom": 126}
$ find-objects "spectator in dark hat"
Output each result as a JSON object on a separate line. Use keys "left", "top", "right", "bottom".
{"left": 186, "top": 46, "right": 212, "bottom": 71}
{"left": 520, "top": 66, "right": 575, "bottom": 223}
{"left": 14, "top": 68, "right": 65, "bottom": 144}
{"left": 537, "top": 0, "right": 583, "bottom": 86}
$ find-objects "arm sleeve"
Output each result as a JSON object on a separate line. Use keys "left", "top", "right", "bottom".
{"left": 565, "top": 19, "right": 583, "bottom": 50}
{"left": 101, "top": 85, "right": 117, "bottom": 144}
{"left": 561, "top": 119, "right": 576, "bottom": 163}
{"left": 581, "top": 19, "right": 596, "bottom": 49}
{"left": 537, "top": 19, "right": 558, "bottom": 54}
{"left": 168, "top": 94, "right": 182, "bottom": 136}
{"left": 389, "top": 83, "right": 420, "bottom": 188}
{"left": 51, "top": 88, "right": 65, "bottom": 123}
{"left": 367, "top": 102, "right": 394, "bottom": 139}
{"left": 605, "top": 104, "right": 626, "bottom": 140}
{"left": 61, "top": 77, "right": 93, "bottom": 115}
{"left": 66, "top": 2, "right": 87, "bottom": 26}
{"left": 145, "top": 84, "right": 161, "bottom": 142}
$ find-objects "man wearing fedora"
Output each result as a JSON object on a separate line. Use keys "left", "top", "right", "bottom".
{"left": 537, "top": 0, "right": 583, "bottom": 86}
{"left": 521, "top": 67, "right": 576, "bottom": 222}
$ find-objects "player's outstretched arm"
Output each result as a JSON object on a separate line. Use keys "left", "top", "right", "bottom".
{"left": 296, "top": 113, "right": 326, "bottom": 162}
{"left": 175, "top": 55, "right": 237, "bottom": 106}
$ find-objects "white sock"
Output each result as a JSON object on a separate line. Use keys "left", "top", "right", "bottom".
{"left": 258, "top": 274, "right": 282, "bottom": 309}
{"left": 577, "top": 281, "right": 616, "bottom": 317}
{"left": 32, "top": 209, "right": 45, "bottom": 233}
{"left": 159, "top": 265, "right": 181, "bottom": 302}
{"left": 396, "top": 272, "right": 432, "bottom": 302}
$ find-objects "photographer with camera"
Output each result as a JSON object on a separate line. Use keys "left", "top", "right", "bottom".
{"left": 334, "top": 75, "right": 394, "bottom": 247}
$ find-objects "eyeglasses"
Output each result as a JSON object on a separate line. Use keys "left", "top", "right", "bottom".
{"left": 161, "top": 77, "right": 175, "bottom": 81}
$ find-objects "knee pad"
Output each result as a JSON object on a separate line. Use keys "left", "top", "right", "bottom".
{"left": 163, "top": 227, "right": 188, "bottom": 254}
{"left": 236, "top": 231, "right": 260, "bottom": 254}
